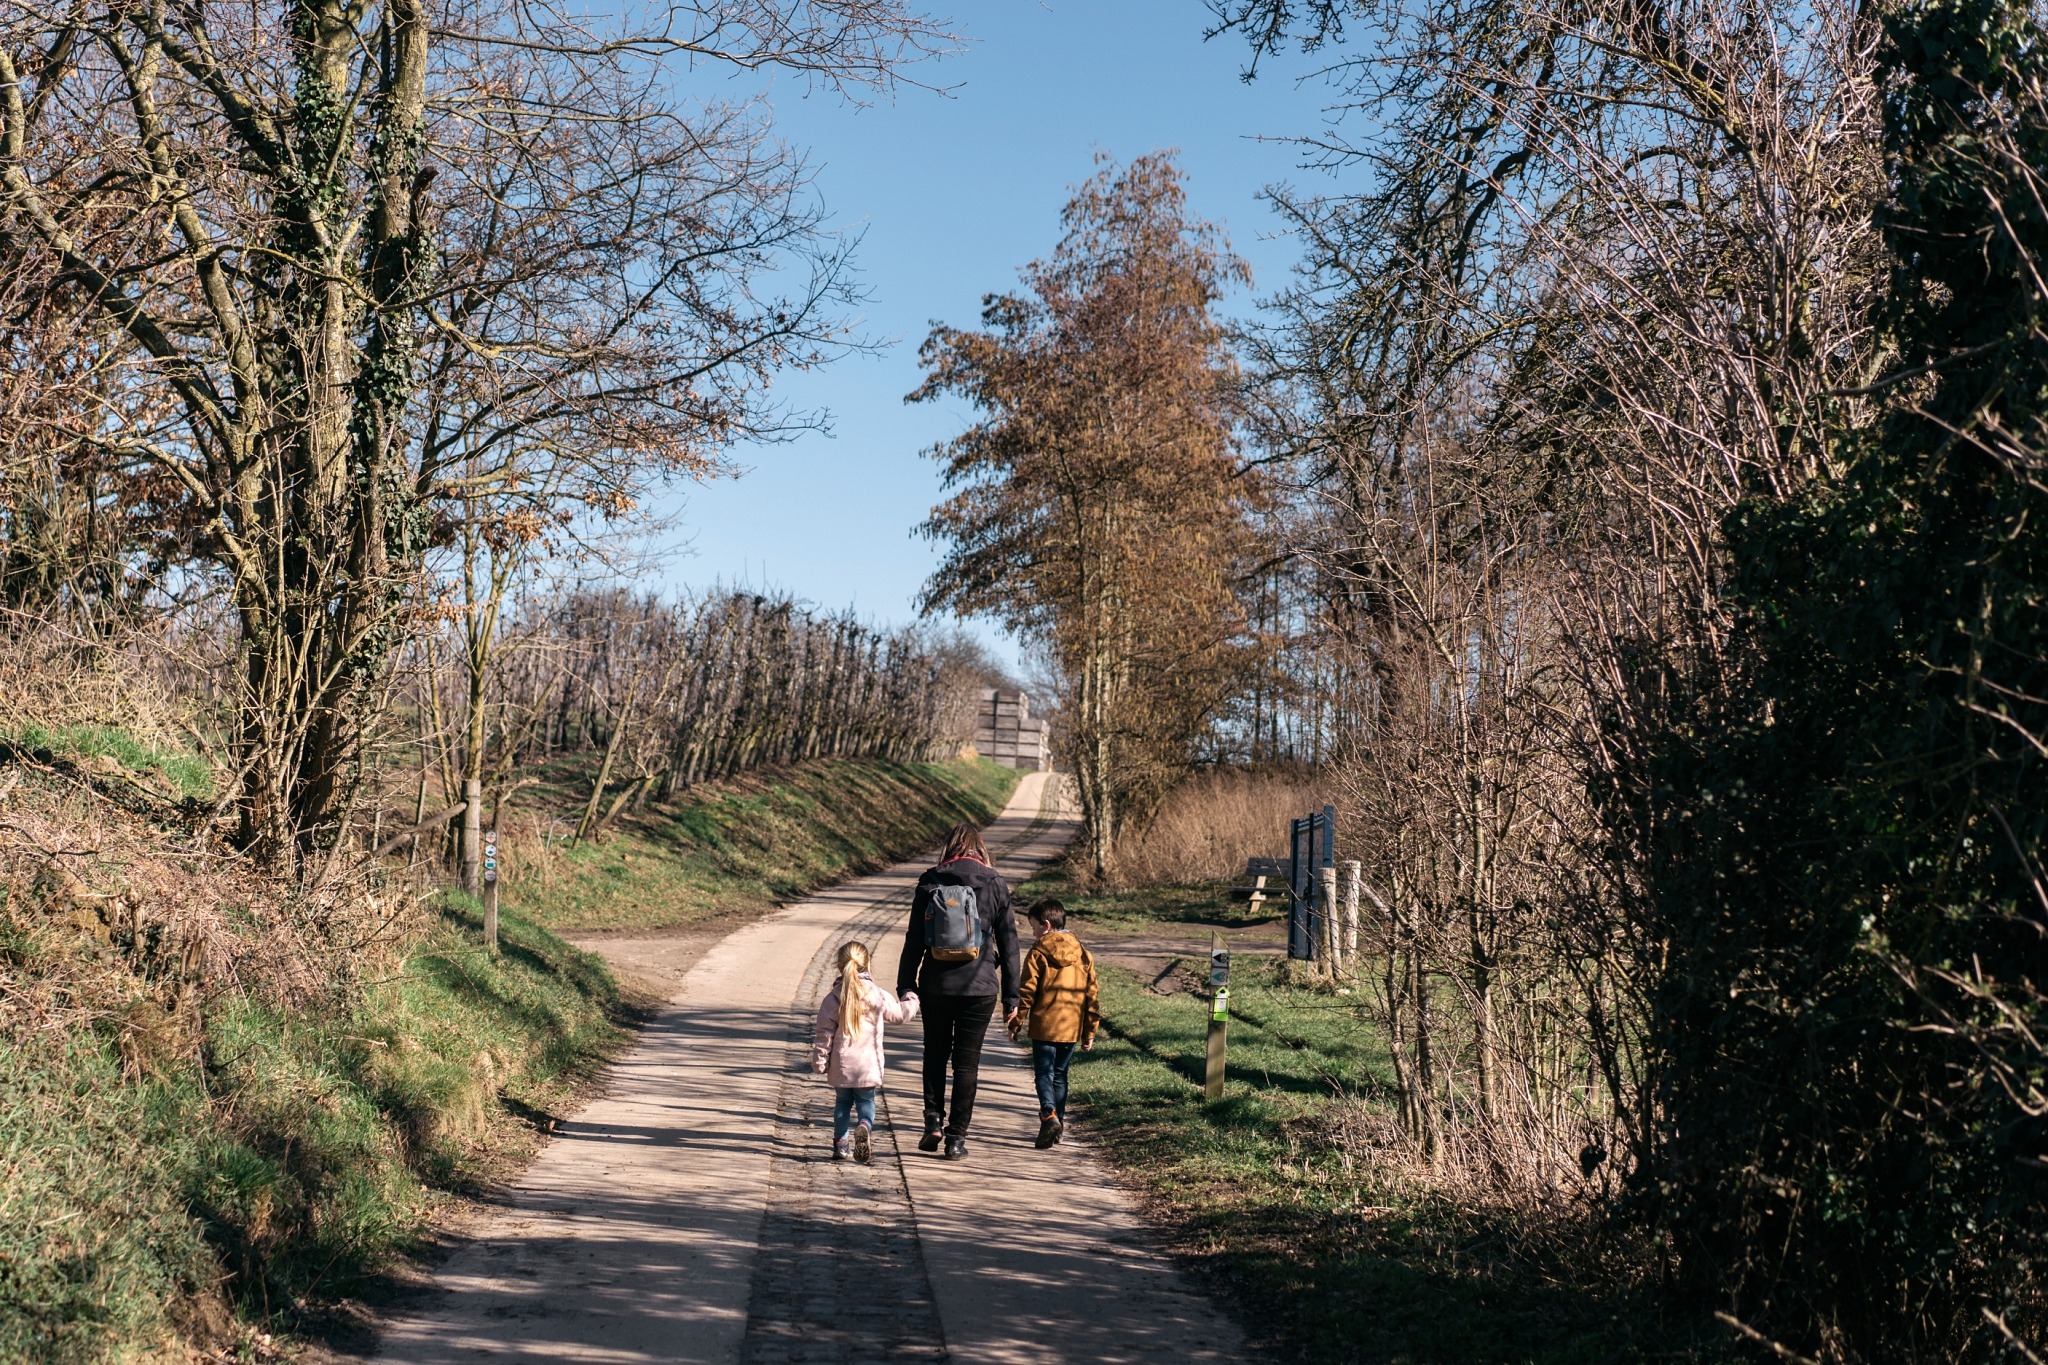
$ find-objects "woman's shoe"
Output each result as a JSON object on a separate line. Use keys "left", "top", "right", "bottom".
{"left": 832, "top": 1138, "right": 851, "bottom": 1161}
{"left": 918, "top": 1127, "right": 943, "bottom": 1153}
{"left": 853, "top": 1123, "right": 873, "bottom": 1164}
{"left": 1034, "top": 1115, "right": 1062, "bottom": 1149}
{"left": 944, "top": 1135, "right": 969, "bottom": 1159}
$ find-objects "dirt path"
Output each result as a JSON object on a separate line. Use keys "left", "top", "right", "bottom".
{"left": 376, "top": 772, "right": 1241, "bottom": 1364}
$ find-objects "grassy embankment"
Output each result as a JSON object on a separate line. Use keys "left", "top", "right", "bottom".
{"left": 0, "top": 731, "right": 1015, "bottom": 1362}
{"left": 507, "top": 755, "right": 1020, "bottom": 932}
{"left": 1022, "top": 863, "right": 1739, "bottom": 1365}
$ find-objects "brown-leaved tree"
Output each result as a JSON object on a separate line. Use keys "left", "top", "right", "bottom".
{"left": 914, "top": 152, "right": 1259, "bottom": 879}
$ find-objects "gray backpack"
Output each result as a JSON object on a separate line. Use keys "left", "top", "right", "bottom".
{"left": 920, "top": 883, "right": 985, "bottom": 962}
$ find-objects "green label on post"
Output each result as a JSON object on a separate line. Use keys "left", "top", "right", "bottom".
{"left": 1211, "top": 986, "right": 1229, "bottom": 1021}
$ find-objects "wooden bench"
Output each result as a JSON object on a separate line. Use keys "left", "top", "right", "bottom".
{"left": 1231, "top": 856, "right": 1289, "bottom": 911}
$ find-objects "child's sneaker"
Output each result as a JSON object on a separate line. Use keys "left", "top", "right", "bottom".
{"left": 833, "top": 1136, "right": 852, "bottom": 1161}
{"left": 852, "top": 1123, "right": 873, "bottom": 1164}
{"left": 1035, "top": 1113, "right": 1063, "bottom": 1149}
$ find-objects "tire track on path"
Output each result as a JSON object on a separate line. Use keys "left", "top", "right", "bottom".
{"left": 740, "top": 782, "right": 1074, "bottom": 1363}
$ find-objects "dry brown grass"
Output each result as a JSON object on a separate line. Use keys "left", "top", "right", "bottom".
{"left": 0, "top": 770, "right": 416, "bottom": 1054}
{"left": 1110, "top": 765, "right": 1331, "bottom": 888}
{"left": 0, "top": 612, "right": 421, "bottom": 1052}
{"left": 0, "top": 611, "right": 213, "bottom": 753}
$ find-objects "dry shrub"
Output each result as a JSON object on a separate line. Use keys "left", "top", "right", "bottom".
{"left": 0, "top": 763, "right": 421, "bottom": 1054}
{"left": 0, "top": 611, "right": 215, "bottom": 755}
{"left": 1321, "top": 1091, "right": 1612, "bottom": 1210}
{"left": 1110, "top": 765, "right": 1329, "bottom": 888}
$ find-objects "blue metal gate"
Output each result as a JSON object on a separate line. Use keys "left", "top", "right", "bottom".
{"left": 1288, "top": 803, "right": 1336, "bottom": 960}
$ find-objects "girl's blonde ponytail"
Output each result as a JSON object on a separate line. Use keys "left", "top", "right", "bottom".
{"left": 835, "top": 941, "right": 873, "bottom": 1040}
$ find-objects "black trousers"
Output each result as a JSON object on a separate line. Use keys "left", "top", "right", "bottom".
{"left": 920, "top": 994, "right": 997, "bottom": 1137}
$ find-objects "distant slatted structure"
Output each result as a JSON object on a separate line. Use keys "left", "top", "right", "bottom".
{"left": 975, "top": 687, "right": 1050, "bottom": 771}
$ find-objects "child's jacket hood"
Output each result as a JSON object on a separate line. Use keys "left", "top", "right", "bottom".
{"left": 1038, "top": 930, "right": 1086, "bottom": 965}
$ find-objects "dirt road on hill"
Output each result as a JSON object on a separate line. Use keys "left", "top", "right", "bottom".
{"left": 375, "top": 771, "right": 1242, "bottom": 1364}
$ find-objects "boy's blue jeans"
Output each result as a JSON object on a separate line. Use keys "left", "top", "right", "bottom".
{"left": 833, "top": 1086, "right": 876, "bottom": 1143}
{"left": 1032, "top": 1042, "right": 1076, "bottom": 1119}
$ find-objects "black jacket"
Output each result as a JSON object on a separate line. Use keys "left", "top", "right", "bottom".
{"left": 897, "top": 855, "right": 1020, "bottom": 1012}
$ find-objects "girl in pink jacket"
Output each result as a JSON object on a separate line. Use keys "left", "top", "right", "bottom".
{"left": 812, "top": 941, "right": 919, "bottom": 1162}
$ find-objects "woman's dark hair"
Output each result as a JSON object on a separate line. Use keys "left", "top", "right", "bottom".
{"left": 1028, "top": 898, "right": 1067, "bottom": 929}
{"left": 941, "top": 822, "right": 989, "bottom": 864}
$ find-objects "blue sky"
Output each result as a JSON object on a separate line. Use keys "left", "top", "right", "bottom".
{"left": 652, "top": 1, "right": 1335, "bottom": 672}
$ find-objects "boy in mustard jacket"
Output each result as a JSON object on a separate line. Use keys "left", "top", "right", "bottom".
{"left": 1008, "top": 898, "right": 1101, "bottom": 1149}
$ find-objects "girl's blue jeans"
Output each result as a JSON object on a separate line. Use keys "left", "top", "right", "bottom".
{"left": 833, "top": 1086, "right": 876, "bottom": 1142}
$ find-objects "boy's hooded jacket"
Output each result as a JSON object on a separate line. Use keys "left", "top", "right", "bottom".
{"left": 1016, "top": 930, "right": 1100, "bottom": 1045}
{"left": 812, "top": 974, "right": 919, "bottom": 1090}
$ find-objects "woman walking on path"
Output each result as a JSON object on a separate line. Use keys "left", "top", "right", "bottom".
{"left": 896, "top": 822, "right": 1020, "bottom": 1159}
{"left": 812, "top": 941, "right": 919, "bottom": 1163}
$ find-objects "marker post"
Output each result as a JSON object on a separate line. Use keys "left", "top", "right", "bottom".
{"left": 482, "top": 831, "right": 500, "bottom": 954}
{"left": 1205, "top": 933, "right": 1230, "bottom": 1101}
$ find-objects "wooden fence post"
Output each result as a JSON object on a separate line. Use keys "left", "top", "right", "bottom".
{"left": 1318, "top": 864, "right": 1341, "bottom": 979}
{"left": 462, "top": 776, "right": 482, "bottom": 893}
{"left": 1343, "top": 860, "right": 1362, "bottom": 962}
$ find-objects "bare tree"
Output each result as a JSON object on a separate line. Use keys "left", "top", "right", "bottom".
{"left": 1222, "top": 0, "right": 1887, "bottom": 1173}
{"left": 1, "top": 0, "right": 951, "bottom": 867}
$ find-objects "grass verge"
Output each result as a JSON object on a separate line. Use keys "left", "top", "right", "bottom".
{"left": 1, "top": 753, "right": 633, "bottom": 1362}
{"left": 0, "top": 893, "right": 629, "bottom": 1363}
{"left": 510, "top": 756, "right": 1020, "bottom": 932}
{"left": 1025, "top": 869, "right": 1741, "bottom": 1365}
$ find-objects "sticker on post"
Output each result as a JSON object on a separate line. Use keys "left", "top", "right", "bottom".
{"left": 1211, "top": 985, "right": 1229, "bottom": 1021}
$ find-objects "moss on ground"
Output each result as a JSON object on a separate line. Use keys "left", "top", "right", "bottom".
{"left": 516, "top": 756, "right": 1019, "bottom": 932}
{"left": 1022, "top": 868, "right": 1744, "bottom": 1365}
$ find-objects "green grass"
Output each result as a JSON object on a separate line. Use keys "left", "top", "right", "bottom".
{"left": 518, "top": 756, "right": 1020, "bottom": 931}
{"left": 4, "top": 721, "right": 214, "bottom": 800}
{"left": 1034, "top": 868, "right": 1739, "bottom": 1364}
{"left": 0, "top": 897, "right": 627, "bottom": 1362}
{"left": 1016, "top": 862, "right": 1281, "bottom": 935}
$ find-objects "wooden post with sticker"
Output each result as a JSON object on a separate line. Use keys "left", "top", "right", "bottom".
{"left": 1205, "top": 932, "right": 1230, "bottom": 1101}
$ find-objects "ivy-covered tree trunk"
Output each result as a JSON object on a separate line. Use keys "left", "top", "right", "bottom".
{"left": 242, "top": 0, "right": 432, "bottom": 860}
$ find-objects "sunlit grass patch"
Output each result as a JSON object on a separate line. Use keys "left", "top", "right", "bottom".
{"left": 1067, "top": 917, "right": 1736, "bottom": 1363}
{"left": 1014, "top": 862, "right": 1275, "bottom": 935}
{"left": 5, "top": 721, "right": 215, "bottom": 800}
{"left": 0, "top": 889, "right": 627, "bottom": 1360}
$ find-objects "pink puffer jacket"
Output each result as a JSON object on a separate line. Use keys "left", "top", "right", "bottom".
{"left": 811, "top": 975, "right": 919, "bottom": 1090}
